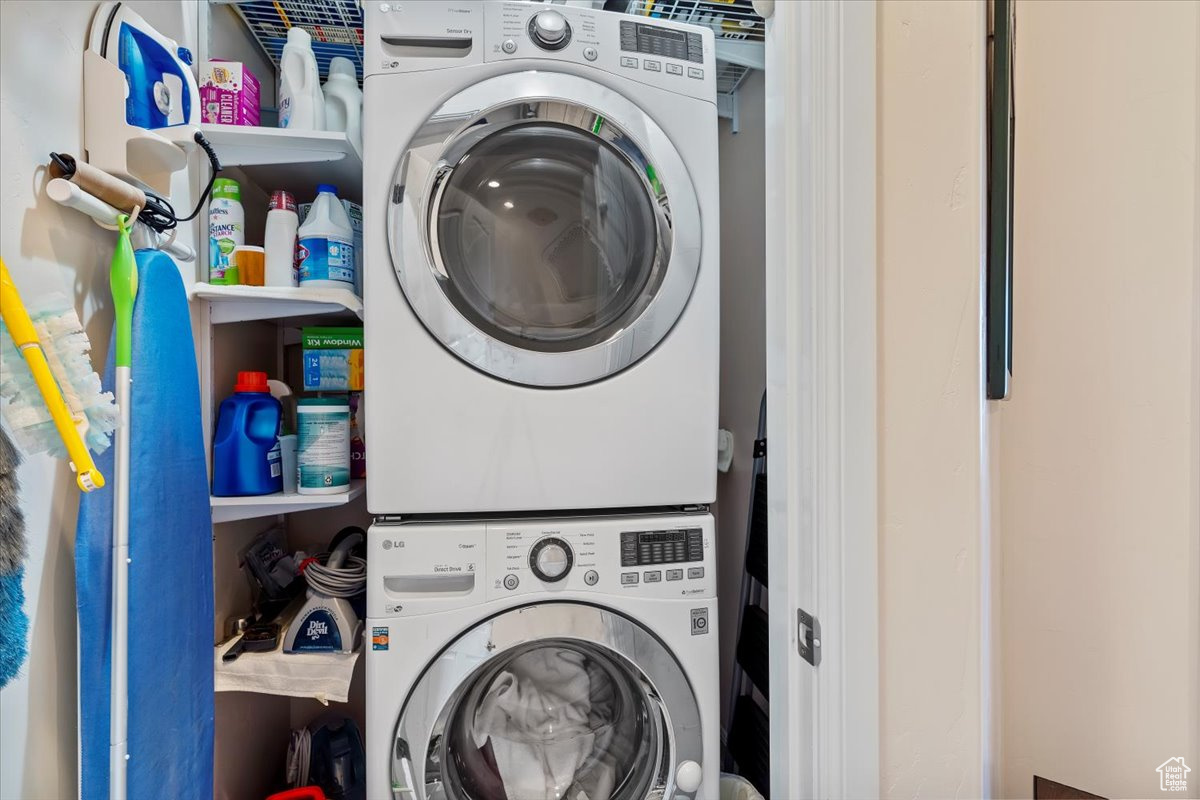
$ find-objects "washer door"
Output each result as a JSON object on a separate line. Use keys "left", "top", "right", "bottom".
{"left": 389, "top": 71, "right": 701, "bottom": 387}
{"left": 392, "top": 603, "right": 703, "bottom": 799}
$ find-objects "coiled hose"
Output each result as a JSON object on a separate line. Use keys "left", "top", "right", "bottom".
{"left": 299, "top": 531, "right": 366, "bottom": 598}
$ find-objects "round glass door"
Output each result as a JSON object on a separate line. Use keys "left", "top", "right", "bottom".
{"left": 431, "top": 122, "right": 663, "bottom": 352}
{"left": 389, "top": 72, "right": 703, "bottom": 387}
{"left": 391, "top": 603, "right": 703, "bottom": 799}
{"left": 437, "top": 640, "right": 658, "bottom": 800}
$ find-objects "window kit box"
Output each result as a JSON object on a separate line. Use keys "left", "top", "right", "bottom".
{"left": 301, "top": 199, "right": 363, "bottom": 295}
{"left": 302, "top": 327, "right": 363, "bottom": 391}
{"left": 200, "top": 60, "right": 261, "bottom": 126}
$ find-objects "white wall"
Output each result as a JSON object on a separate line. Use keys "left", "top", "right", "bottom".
{"left": 713, "top": 69, "right": 766, "bottom": 728}
{"left": 0, "top": 3, "right": 270, "bottom": 797}
{"left": 997, "top": 2, "right": 1200, "bottom": 797}
{"left": 877, "top": 2, "right": 991, "bottom": 796}
{"left": 1, "top": 4, "right": 124, "bottom": 795}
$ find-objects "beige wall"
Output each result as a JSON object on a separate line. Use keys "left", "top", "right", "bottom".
{"left": 877, "top": 2, "right": 992, "bottom": 797}
{"left": 713, "top": 69, "right": 767, "bottom": 728}
{"left": 997, "top": 2, "right": 1200, "bottom": 797}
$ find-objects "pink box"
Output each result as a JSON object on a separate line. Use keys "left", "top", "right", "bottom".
{"left": 200, "top": 60, "right": 261, "bottom": 126}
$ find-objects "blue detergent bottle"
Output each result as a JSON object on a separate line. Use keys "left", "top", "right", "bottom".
{"left": 212, "top": 371, "right": 283, "bottom": 496}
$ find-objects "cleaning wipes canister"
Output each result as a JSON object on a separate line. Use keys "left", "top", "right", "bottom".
{"left": 209, "top": 178, "right": 244, "bottom": 284}
{"left": 297, "top": 185, "right": 355, "bottom": 291}
{"left": 297, "top": 397, "right": 350, "bottom": 495}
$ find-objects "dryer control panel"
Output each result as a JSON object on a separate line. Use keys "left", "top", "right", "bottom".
{"left": 367, "top": 513, "right": 715, "bottom": 618}
{"left": 365, "top": 1, "right": 716, "bottom": 101}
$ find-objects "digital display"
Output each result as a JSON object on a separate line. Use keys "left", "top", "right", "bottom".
{"left": 621, "top": 528, "right": 704, "bottom": 567}
{"left": 620, "top": 21, "right": 704, "bottom": 64}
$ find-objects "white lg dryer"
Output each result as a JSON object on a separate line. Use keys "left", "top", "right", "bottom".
{"left": 365, "top": 513, "right": 719, "bottom": 799}
{"left": 363, "top": 2, "right": 719, "bottom": 514}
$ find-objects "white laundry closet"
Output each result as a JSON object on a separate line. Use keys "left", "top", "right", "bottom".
{"left": 0, "top": 1, "right": 811, "bottom": 798}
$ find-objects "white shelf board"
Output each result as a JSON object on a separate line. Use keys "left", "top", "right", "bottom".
{"left": 200, "top": 123, "right": 362, "bottom": 202}
{"left": 191, "top": 282, "right": 363, "bottom": 324}
{"left": 210, "top": 480, "right": 365, "bottom": 524}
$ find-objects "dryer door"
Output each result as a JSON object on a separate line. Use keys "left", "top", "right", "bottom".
{"left": 391, "top": 603, "right": 703, "bottom": 799}
{"left": 389, "top": 71, "right": 702, "bottom": 387}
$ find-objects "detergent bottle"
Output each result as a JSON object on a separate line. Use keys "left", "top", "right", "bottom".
{"left": 278, "top": 27, "right": 325, "bottom": 130}
{"left": 212, "top": 371, "right": 283, "bottom": 496}
{"left": 322, "top": 57, "right": 362, "bottom": 153}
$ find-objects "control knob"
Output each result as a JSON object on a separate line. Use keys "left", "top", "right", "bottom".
{"left": 530, "top": 537, "right": 573, "bottom": 582}
{"left": 529, "top": 10, "right": 572, "bottom": 51}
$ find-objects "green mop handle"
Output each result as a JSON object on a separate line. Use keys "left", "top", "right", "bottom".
{"left": 111, "top": 215, "right": 138, "bottom": 367}
{"left": 109, "top": 214, "right": 137, "bottom": 800}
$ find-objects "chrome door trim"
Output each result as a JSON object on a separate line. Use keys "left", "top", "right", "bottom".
{"left": 391, "top": 602, "right": 704, "bottom": 799}
{"left": 389, "top": 71, "right": 703, "bottom": 387}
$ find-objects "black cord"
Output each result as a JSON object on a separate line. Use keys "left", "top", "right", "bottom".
{"left": 136, "top": 130, "right": 222, "bottom": 234}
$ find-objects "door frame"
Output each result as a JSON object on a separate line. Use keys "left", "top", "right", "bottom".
{"left": 763, "top": 1, "right": 879, "bottom": 797}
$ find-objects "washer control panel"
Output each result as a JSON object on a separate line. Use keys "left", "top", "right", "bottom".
{"left": 363, "top": 1, "right": 715, "bottom": 100}
{"left": 488, "top": 2, "right": 714, "bottom": 100}
{"left": 368, "top": 514, "right": 715, "bottom": 618}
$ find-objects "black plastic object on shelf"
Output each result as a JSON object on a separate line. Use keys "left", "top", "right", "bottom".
{"left": 723, "top": 390, "right": 770, "bottom": 797}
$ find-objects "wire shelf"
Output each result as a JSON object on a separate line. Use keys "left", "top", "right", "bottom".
{"left": 231, "top": 0, "right": 364, "bottom": 84}
{"left": 625, "top": 0, "right": 765, "bottom": 43}
{"left": 715, "top": 60, "right": 752, "bottom": 95}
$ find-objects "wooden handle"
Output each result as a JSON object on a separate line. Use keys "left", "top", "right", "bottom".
{"left": 49, "top": 153, "right": 147, "bottom": 213}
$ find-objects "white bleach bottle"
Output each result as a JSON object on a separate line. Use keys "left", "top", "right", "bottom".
{"left": 278, "top": 27, "right": 325, "bottom": 130}
{"left": 322, "top": 57, "right": 362, "bottom": 153}
{"left": 297, "top": 185, "right": 356, "bottom": 291}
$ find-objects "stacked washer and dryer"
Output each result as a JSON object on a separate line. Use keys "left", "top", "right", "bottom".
{"left": 362, "top": 2, "right": 720, "bottom": 798}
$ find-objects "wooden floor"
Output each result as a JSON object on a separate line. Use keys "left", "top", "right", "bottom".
{"left": 1034, "top": 775, "right": 1106, "bottom": 799}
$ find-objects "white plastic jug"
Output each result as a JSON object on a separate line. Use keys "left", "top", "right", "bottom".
{"left": 297, "top": 185, "right": 356, "bottom": 291}
{"left": 278, "top": 27, "right": 325, "bottom": 130}
{"left": 322, "top": 57, "right": 362, "bottom": 153}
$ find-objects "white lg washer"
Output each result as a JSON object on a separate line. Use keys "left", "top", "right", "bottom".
{"left": 365, "top": 513, "right": 719, "bottom": 799}
{"left": 363, "top": 2, "right": 719, "bottom": 514}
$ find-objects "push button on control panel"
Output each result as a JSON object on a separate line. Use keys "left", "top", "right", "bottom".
{"left": 620, "top": 56, "right": 638, "bottom": 69}
{"left": 643, "top": 59, "right": 662, "bottom": 72}
{"left": 584, "top": 570, "right": 599, "bottom": 586}
{"left": 644, "top": 570, "right": 662, "bottom": 583}
{"left": 621, "top": 572, "right": 639, "bottom": 585}
{"left": 688, "top": 67, "right": 704, "bottom": 79}
{"left": 666, "top": 569, "right": 684, "bottom": 581}
{"left": 687, "top": 567, "right": 705, "bottom": 579}
{"left": 501, "top": 39, "right": 517, "bottom": 54}
{"left": 503, "top": 574, "right": 519, "bottom": 590}
{"left": 666, "top": 63, "right": 683, "bottom": 76}
{"left": 583, "top": 47, "right": 598, "bottom": 62}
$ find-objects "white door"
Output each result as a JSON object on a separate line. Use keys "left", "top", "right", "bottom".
{"left": 390, "top": 603, "right": 703, "bottom": 799}
{"left": 763, "top": 1, "right": 879, "bottom": 797}
{"left": 388, "top": 71, "right": 702, "bottom": 387}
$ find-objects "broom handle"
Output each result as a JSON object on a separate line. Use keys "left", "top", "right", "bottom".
{"left": 109, "top": 215, "right": 136, "bottom": 800}
{"left": 0, "top": 259, "right": 104, "bottom": 491}
{"left": 109, "top": 367, "right": 131, "bottom": 800}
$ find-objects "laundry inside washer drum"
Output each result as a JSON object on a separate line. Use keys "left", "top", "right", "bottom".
{"left": 434, "top": 122, "right": 665, "bottom": 352}
{"left": 433, "top": 639, "right": 662, "bottom": 800}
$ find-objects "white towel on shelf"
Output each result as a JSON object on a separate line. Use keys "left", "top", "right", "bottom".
{"left": 213, "top": 638, "right": 359, "bottom": 705}
{"left": 472, "top": 648, "right": 615, "bottom": 800}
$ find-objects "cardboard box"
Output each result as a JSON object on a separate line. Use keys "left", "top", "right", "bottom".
{"left": 200, "top": 60, "right": 261, "bottom": 126}
{"left": 302, "top": 327, "right": 363, "bottom": 391}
